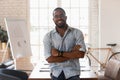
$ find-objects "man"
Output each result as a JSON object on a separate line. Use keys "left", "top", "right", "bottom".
{"left": 43, "top": 7, "right": 86, "bottom": 80}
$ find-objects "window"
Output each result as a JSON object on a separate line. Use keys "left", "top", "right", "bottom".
{"left": 30, "top": 0, "right": 89, "bottom": 63}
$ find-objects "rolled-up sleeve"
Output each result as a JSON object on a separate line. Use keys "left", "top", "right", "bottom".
{"left": 43, "top": 33, "right": 52, "bottom": 59}
{"left": 75, "top": 30, "right": 86, "bottom": 52}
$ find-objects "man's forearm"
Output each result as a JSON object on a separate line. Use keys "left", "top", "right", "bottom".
{"left": 63, "top": 50, "right": 85, "bottom": 59}
{"left": 62, "top": 45, "right": 85, "bottom": 59}
{"left": 46, "top": 56, "right": 69, "bottom": 63}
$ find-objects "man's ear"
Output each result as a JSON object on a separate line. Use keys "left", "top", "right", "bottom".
{"left": 53, "top": 18, "right": 54, "bottom": 21}
{"left": 65, "top": 16, "right": 67, "bottom": 20}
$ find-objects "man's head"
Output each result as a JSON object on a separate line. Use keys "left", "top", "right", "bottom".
{"left": 53, "top": 7, "right": 67, "bottom": 28}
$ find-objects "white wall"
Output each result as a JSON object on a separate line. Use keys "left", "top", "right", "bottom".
{"left": 100, "top": 0, "right": 120, "bottom": 47}
{"left": 0, "top": 0, "right": 29, "bottom": 29}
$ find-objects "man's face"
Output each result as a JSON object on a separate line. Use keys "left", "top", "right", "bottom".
{"left": 53, "top": 9, "right": 67, "bottom": 28}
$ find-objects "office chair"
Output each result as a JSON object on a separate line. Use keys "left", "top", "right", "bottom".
{"left": 0, "top": 68, "right": 28, "bottom": 80}
{"left": 98, "top": 59, "right": 120, "bottom": 80}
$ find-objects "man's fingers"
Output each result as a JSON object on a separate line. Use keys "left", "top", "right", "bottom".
{"left": 72, "top": 45, "right": 81, "bottom": 50}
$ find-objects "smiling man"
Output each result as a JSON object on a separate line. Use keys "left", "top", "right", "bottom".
{"left": 43, "top": 7, "right": 86, "bottom": 80}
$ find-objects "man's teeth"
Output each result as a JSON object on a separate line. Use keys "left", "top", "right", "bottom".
{"left": 58, "top": 21, "right": 62, "bottom": 23}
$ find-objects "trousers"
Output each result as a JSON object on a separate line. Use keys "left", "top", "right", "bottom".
{"left": 51, "top": 71, "right": 80, "bottom": 80}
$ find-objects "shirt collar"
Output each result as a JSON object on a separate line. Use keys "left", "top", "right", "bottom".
{"left": 52, "top": 26, "right": 72, "bottom": 34}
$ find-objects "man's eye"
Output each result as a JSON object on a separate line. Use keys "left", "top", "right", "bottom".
{"left": 54, "top": 15, "right": 65, "bottom": 18}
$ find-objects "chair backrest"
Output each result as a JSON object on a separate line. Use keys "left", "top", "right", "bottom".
{"left": 0, "top": 68, "right": 28, "bottom": 80}
{"left": 104, "top": 59, "right": 120, "bottom": 79}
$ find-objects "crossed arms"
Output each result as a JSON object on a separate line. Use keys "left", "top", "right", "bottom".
{"left": 46, "top": 45, "right": 85, "bottom": 63}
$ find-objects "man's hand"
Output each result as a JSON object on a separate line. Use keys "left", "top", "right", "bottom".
{"left": 72, "top": 45, "right": 81, "bottom": 51}
{"left": 51, "top": 48, "right": 59, "bottom": 57}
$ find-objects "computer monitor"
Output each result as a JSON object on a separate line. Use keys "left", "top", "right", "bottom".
{"left": 4, "top": 18, "right": 32, "bottom": 59}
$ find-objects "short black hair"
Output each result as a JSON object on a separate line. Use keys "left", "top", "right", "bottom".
{"left": 53, "top": 7, "right": 66, "bottom": 16}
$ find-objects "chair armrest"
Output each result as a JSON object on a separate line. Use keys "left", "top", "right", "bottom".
{"left": 0, "top": 68, "right": 28, "bottom": 80}
{"left": 0, "top": 73, "right": 21, "bottom": 80}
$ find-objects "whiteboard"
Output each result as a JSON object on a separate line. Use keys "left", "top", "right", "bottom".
{"left": 5, "top": 18, "right": 32, "bottom": 59}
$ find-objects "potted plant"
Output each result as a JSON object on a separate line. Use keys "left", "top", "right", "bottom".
{"left": 0, "top": 26, "right": 8, "bottom": 49}
{"left": 0, "top": 26, "right": 8, "bottom": 43}
{"left": 0, "top": 26, "right": 12, "bottom": 67}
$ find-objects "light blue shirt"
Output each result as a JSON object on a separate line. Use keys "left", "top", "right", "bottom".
{"left": 43, "top": 26, "right": 86, "bottom": 79}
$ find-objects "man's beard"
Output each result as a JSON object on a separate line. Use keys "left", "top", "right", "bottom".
{"left": 55, "top": 20, "right": 66, "bottom": 28}
{"left": 56, "top": 23, "right": 65, "bottom": 28}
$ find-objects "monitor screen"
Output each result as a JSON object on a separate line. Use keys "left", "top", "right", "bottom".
{"left": 4, "top": 18, "right": 32, "bottom": 59}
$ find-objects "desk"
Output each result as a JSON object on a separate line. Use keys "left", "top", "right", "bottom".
{"left": 29, "top": 63, "right": 98, "bottom": 80}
